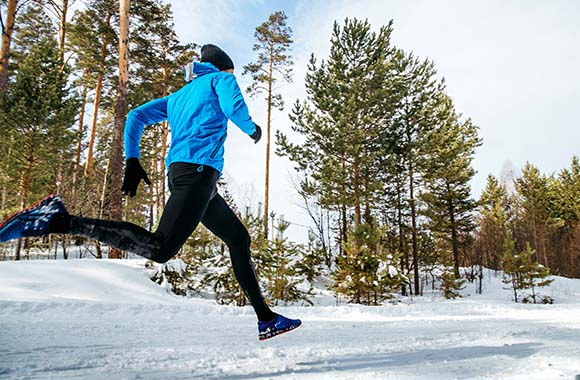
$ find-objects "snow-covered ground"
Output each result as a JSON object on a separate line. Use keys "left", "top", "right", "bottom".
{"left": 1, "top": 259, "right": 579, "bottom": 380}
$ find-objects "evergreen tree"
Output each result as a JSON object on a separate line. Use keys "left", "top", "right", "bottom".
{"left": 389, "top": 50, "right": 441, "bottom": 295}
{"left": 37, "top": 0, "right": 72, "bottom": 62}
{"left": 265, "top": 216, "right": 313, "bottom": 305}
{"left": 476, "top": 175, "right": 511, "bottom": 270}
{"left": 421, "top": 93, "right": 481, "bottom": 278}
{"left": 67, "top": 0, "right": 117, "bottom": 197}
{"left": 0, "top": 28, "right": 78, "bottom": 259}
{"left": 515, "top": 163, "right": 552, "bottom": 266}
{"left": 439, "top": 268, "right": 465, "bottom": 299}
{"left": 502, "top": 241, "right": 554, "bottom": 304}
{"left": 147, "top": 258, "right": 195, "bottom": 296}
{"left": 277, "top": 18, "right": 398, "bottom": 252}
{"left": 547, "top": 157, "right": 580, "bottom": 276}
{"left": 243, "top": 11, "right": 293, "bottom": 238}
{"left": 332, "top": 222, "right": 407, "bottom": 305}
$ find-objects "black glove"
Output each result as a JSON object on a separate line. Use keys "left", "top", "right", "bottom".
{"left": 121, "top": 158, "right": 151, "bottom": 197}
{"left": 250, "top": 124, "right": 262, "bottom": 144}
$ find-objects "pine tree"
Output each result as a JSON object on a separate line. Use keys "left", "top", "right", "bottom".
{"left": 421, "top": 93, "right": 481, "bottom": 278}
{"left": 476, "top": 175, "right": 511, "bottom": 271}
{"left": 265, "top": 216, "right": 313, "bottom": 305}
{"left": 243, "top": 11, "right": 293, "bottom": 239}
{"left": 547, "top": 157, "right": 580, "bottom": 276}
{"left": 0, "top": 19, "right": 78, "bottom": 259}
{"left": 38, "top": 0, "right": 72, "bottom": 62}
{"left": 68, "top": 0, "right": 117, "bottom": 189}
{"left": 390, "top": 50, "right": 441, "bottom": 295}
{"left": 502, "top": 242, "right": 554, "bottom": 304}
{"left": 439, "top": 268, "right": 465, "bottom": 299}
{"left": 515, "top": 163, "right": 552, "bottom": 266}
{"left": 277, "top": 18, "right": 398, "bottom": 253}
{"left": 332, "top": 222, "right": 407, "bottom": 305}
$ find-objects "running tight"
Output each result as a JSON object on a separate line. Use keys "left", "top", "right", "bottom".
{"left": 57, "top": 162, "right": 275, "bottom": 322}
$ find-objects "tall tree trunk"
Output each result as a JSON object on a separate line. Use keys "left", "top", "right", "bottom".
{"left": 96, "top": 158, "right": 110, "bottom": 260}
{"left": 72, "top": 69, "right": 88, "bottom": 190}
{"left": 0, "top": 0, "right": 17, "bottom": 96}
{"left": 107, "top": 0, "right": 130, "bottom": 259}
{"left": 160, "top": 120, "right": 168, "bottom": 208}
{"left": 353, "top": 159, "right": 361, "bottom": 226}
{"left": 447, "top": 187, "right": 460, "bottom": 278}
{"left": 396, "top": 176, "right": 407, "bottom": 296}
{"left": 58, "top": 0, "right": 68, "bottom": 62}
{"left": 340, "top": 155, "right": 348, "bottom": 256}
{"left": 15, "top": 152, "right": 34, "bottom": 261}
{"left": 263, "top": 44, "right": 274, "bottom": 239}
{"left": 408, "top": 160, "right": 420, "bottom": 295}
{"left": 159, "top": 48, "right": 169, "bottom": 210}
{"left": 159, "top": 60, "right": 169, "bottom": 210}
{"left": 150, "top": 130, "right": 159, "bottom": 228}
{"left": 85, "top": 13, "right": 112, "bottom": 176}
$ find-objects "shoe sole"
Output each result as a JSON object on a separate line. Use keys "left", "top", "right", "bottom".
{"left": 0, "top": 194, "right": 59, "bottom": 233}
{"left": 259, "top": 321, "right": 302, "bottom": 341}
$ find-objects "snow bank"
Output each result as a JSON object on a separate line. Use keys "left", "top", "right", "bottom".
{"left": 0, "top": 259, "right": 173, "bottom": 304}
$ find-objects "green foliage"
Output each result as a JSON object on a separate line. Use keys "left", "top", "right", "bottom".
{"left": 438, "top": 269, "right": 465, "bottom": 299}
{"left": 263, "top": 217, "right": 314, "bottom": 305}
{"left": 421, "top": 93, "right": 481, "bottom": 276}
{"left": 332, "top": 223, "right": 408, "bottom": 305}
{"left": 514, "top": 163, "right": 552, "bottom": 264}
{"left": 476, "top": 175, "right": 512, "bottom": 270}
{"left": 0, "top": 32, "right": 78, "bottom": 210}
{"left": 277, "top": 18, "right": 398, "bottom": 213}
{"left": 502, "top": 241, "right": 554, "bottom": 304}
{"left": 243, "top": 10, "right": 293, "bottom": 106}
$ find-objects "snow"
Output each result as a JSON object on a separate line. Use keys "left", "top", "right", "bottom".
{"left": 1, "top": 259, "right": 580, "bottom": 380}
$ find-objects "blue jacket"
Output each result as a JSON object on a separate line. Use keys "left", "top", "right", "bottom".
{"left": 124, "top": 62, "right": 257, "bottom": 174}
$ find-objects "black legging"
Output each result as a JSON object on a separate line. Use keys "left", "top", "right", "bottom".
{"left": 60, "top": 162, "right": 274, "bottom": 322}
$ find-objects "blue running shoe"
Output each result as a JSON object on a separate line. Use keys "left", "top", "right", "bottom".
{"left": 258, "top": 314, "right": 302, "bottom": 341}
{"left": 0, "top": 194, "right": 68, "bottom": 243}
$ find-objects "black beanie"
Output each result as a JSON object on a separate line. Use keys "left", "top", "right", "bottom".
{"left": 200, "top": 44, "right": 234, "bottom": 71}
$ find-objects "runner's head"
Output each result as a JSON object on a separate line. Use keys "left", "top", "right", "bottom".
{"left": 200, "top": 44, "right": 234, "bottom": 72}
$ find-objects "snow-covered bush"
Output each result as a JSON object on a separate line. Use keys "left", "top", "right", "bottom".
{"left": 147, "top": 258, "right": 195, "bottom": 296}
{"left": 332, "top": 223, "right": 408, "bottom": 305}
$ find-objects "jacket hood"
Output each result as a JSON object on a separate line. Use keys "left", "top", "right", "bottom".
{"left": 184, "top": 61, "right": 220, "bottom": 82}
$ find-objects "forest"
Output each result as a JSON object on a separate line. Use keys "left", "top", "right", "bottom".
{"left": 1, "top": 0, "right": 578, "bottom": 307}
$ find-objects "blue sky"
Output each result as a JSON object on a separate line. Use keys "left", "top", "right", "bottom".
{"left": 165, "top": 0, "right": 580, "bottom": 241}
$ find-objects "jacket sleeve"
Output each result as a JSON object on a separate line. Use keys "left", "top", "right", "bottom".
{"left": 124, "top": 97, "right": 168, "bottom": 159}
{"left": 214, "top": 73, "right": 257, "bottom": 136}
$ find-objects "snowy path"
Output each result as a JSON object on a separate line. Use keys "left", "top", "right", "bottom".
{"left": 1, "top": 260, "right": 579, "bottom": 380}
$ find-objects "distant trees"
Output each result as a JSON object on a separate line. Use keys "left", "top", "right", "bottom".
{"left": 474, "top": 158, "right": 580, "bottom": 279}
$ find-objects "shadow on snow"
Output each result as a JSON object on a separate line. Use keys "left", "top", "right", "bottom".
{"left": 218, "top": 343, "right": 540, "bottom": 380}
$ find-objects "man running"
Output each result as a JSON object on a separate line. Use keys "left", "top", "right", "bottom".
{"left": 0, "top": 44, "right": 301, "bottom": 341}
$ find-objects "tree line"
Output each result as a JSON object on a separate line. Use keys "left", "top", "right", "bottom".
{"left": 0, "top": 1, "right": 577, "bottom": 306}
